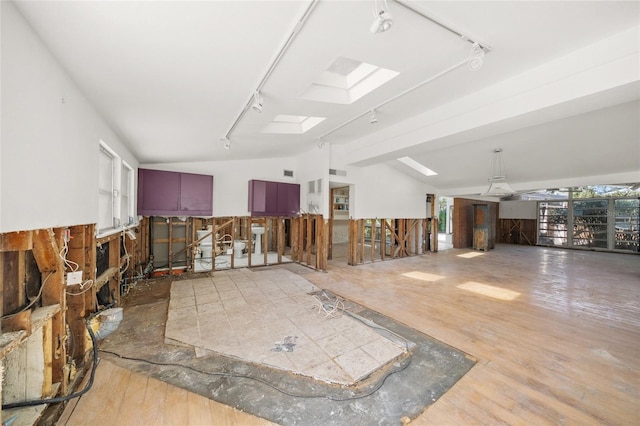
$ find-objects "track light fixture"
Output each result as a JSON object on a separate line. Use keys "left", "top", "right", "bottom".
{"left": 370, "top": 0, "right": 393, "bottom": 34}
{"left": 468, "top": 42, "right": 486, "bottom": 71}
{"left": 220, "top": 137, "right": 231, "bottom": 150}
{"left": 252, "top": 91, "right": 263, "bottom": 113}
{"left": 369, "top": 109, "right": 378, "bottom": 124}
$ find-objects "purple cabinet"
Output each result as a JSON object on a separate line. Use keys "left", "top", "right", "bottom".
{"left": 248, "top": 180, "right": 300, "bottom": 217}
{"left": 138, "top": 169, "right": 213, "bottom": 216}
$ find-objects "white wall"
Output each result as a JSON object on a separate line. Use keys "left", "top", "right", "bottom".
{"left": 141, "top": 157, "right": 298, "bottom": 217}
{"left": 499, "top": 200, "right": 538, "bottom": 219}
{"left": 348, "top": 166, "right": 433, "bottom": 219}
{"left": 296, "top": 146, "right": 330, "bottom": 216}
{"left": 325, "top": 144, "right": 435, "bottom": 219}
{"left": 1, "top": 2, "right": 138, "bottom": 233}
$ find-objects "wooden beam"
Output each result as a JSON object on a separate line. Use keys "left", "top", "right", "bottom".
{"left": 0, "top": 230, "right": 33, "bottom": 252}
{"left": 277, "top": 218, "right": 284, "bottom": 264}
{"left": 32, "top": 229, "right": 60, "bottom": 273}
{"left": 1, "top": 310, "right": 32, "bottom": 334}
{"left": 380, "top": 220, "right": 386, "bottom": 261}
{"left": 306, "top": 216, "right": 312, "bottom": 266}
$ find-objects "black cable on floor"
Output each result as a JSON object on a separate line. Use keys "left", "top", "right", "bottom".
{"left": 2, "top": 316, "right": 100, "bottom": 410}
{"left": 98, "top": 347, "right": 411, "bottom": 402}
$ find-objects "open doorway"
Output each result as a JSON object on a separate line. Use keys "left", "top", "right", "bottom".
{"left": 438, "top": 197, "right": 454, "bottom": 250}
{"left": 328, "top": 185, "right": 350, "bottom": 260}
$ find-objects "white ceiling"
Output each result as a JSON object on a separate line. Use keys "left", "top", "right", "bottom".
{"left": 14, "top": 0, "right": 640, "bottom": 194}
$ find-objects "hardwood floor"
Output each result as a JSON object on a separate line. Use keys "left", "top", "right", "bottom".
{"left": 58, "top": 360, "right": 275, "bottom": 425}
{"left": 306, "top": 244, "right": 640, "bottom": 425}
{"left": 60, "top": 244, "right": 639, "bottom": 425}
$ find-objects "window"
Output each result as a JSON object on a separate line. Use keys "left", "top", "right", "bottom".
{"left": 121, "top": 161, "right": 134, "bottom": 226}
{"left": 98, "top": 140, "right": 136, "bottom": 235}
{"left": 98, "top": 144, "right": 116, "bottom": 232}
{"left": 538, "top": 197, "right": 639, "bottom": 253}
{"left": 538, "top": 201, "right": 568, "bottom": 247}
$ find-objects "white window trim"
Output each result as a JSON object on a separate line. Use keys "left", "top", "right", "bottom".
{"left": 98, "top": 140, "right": 138, "bottom": 237}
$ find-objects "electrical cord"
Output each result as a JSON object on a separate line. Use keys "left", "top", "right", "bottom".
{"left": 1, "top": 313, "right": 101, "bottom": 410}
{"left": 1, "top": 271, "right": 55, "bottom": 320}
{"left": 97, "top": 293, "right": 412, "bottom": 402}
{"left": 98, "top": 348, "right": 411, "bottom": 402}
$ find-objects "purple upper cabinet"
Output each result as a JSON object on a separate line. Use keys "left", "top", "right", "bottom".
{"left": 278, "top": 182, "right": 300, "bottom": 216}
{"left": 138, "top": 169, "right": 213, "bottom": 216}
{"left": 249, "top": 180, "right": 300, "bottom": 217}
{"left": 180, "top": 172, "right": 213, "bottom": 214}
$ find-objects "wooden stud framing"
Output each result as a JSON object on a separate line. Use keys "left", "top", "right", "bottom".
{"left": 346, "top": 218, "right": 432, "bottom": 266}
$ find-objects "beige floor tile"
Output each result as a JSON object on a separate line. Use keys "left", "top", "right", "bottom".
{"left": 262, "top": 352, "right": 296, "bottom": 371}
{"left": 195, "top": 292, "right": 220, "bottom": 305}
{"left": 168, "top": 305, "right": 198, "bottom": 320}
{"left": 169, "top": 296, "right": 196, "bottom": 309}
{"left": 360, "top": 337, "right": 405, "bottom": 363}
{"left": 166, "top": 270, "right": 403, "bottom": 385}
{"left": 315, "top": 332, "right": 358, "bottom": 359}
{"left": 286, "top": 342, "right": 330, "bottom": 371}
{"left": 334, "top": 347, "right": 381, "bottom": 381}
{"left": 222, "top": 297, "right": 248, "bottom": 311}
{"left": 197, "top": 302, "right": 225, "bottom": 315}
{"left": 305, "top": 359, "right": 352, "bottom": 384}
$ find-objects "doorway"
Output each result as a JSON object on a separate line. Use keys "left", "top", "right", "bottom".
{"left": 329, "top": 185, "right": 350, "bottom": 260}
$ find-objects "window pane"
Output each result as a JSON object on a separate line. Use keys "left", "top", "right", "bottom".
{"left": 538, "top": 201, "right": 568, "bottom": 247}
{"left": 614, "top": 198, "right": 639, "bottom": 252}
{"left": 121, "top": 164, "right": 131, "bottom": 225}
{"left": 98, "top": 147, "right": 114, "bottom": 231}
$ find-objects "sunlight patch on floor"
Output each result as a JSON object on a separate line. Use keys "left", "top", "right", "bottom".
{"left": 402, "top": 271, "right": 446, "bottom": 282}
{"left": 457, "top": 282, "right": 520, "bottom": 301}
{"left": 457, "top": 252, "right": 485, "bottom": 259}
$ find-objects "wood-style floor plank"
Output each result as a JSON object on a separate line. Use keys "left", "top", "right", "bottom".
{"left": 59, "top": 360, "right": 275, "bottom": 426}
{"left": 59, "top": 245, "right": 639, "bottom": 425}
{"left": 303, "top": 245, "right": 640, "bottom": 425}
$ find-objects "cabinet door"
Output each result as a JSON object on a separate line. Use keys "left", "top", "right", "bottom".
{"left": 138, "top": 169, "right": 181, "bottom": 215}
{"left": 180, "top": 172, "right": 213, "bottom": 215}
{"left": 249, "top": 180, "right": 278, "bottom": 215}
{"left": 248, "top": 180, "right": 265, "bottom": 213}
{"left": 265, "top": 181, "right": 279, "bottom": 214}
{"left": 278, "top": 183, "right": 300, "bottom": 216}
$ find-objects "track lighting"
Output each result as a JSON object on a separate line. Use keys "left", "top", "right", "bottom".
{"left": 252, "top": 91, "right": 263, "bottom": 113}
{"left": 220, "top": 137, "right": 231, "bottom": 150}
{"left": 370, "top": 0, "right": 393, "bottom": 34}
{"left": 369, "top": 109, "right": 378, "bottom": 124}
{"left": 468, "top": 42, "right": 485, "bottom": 71}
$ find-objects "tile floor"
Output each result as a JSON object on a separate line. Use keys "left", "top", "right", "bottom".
{"left": 195, "top": 253, "right": 292, "bottom": 271}
{"left": 165, "top": 269, "right": 405, "bottom": 385}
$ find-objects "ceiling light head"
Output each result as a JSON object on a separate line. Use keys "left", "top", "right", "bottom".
{"left": 220, "top": 137, "right": 231, "bottom": 150}
{"left": 468, "top": 42, "right": 485, "bottom": 71}
{"left": 369, "top": 109, "right": 378, "bottom": 124}
{"left": 370, "top": 0, "right": 393, "bottom": 33}
{"left": 252, "top": 90, "right": 263, "bottom": 113}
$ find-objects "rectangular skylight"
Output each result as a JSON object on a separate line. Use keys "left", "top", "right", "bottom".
{"left": 301, "top": 56, "right": 399, "bottom": 105}
{"left": 397, "top": 157, "right": 438, "bottom": 177}
{"left": 262, "top": 115, "right": 326, "bottom": 134}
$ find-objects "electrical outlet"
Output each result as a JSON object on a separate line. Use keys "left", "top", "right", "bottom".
{"left": 67, "top": 271, "right": 83, "bottom": 285}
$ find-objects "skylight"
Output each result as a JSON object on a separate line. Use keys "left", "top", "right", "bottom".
{"left": 397, "top": 157, "right": 438, "bottom": 177}
{"left": 262, "top": 115, "right": 326, "bottom": 134}
{"left": 301, "top": 56, "right": 399, "bottom": 104}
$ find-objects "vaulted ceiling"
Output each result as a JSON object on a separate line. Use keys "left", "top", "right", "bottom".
{"left": 13, "top": 1, "right": 640, "bottom": 195}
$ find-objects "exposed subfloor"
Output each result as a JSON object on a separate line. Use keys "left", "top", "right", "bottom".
{"left": 94, "top": 267, "right": 475, "bottom": 425}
